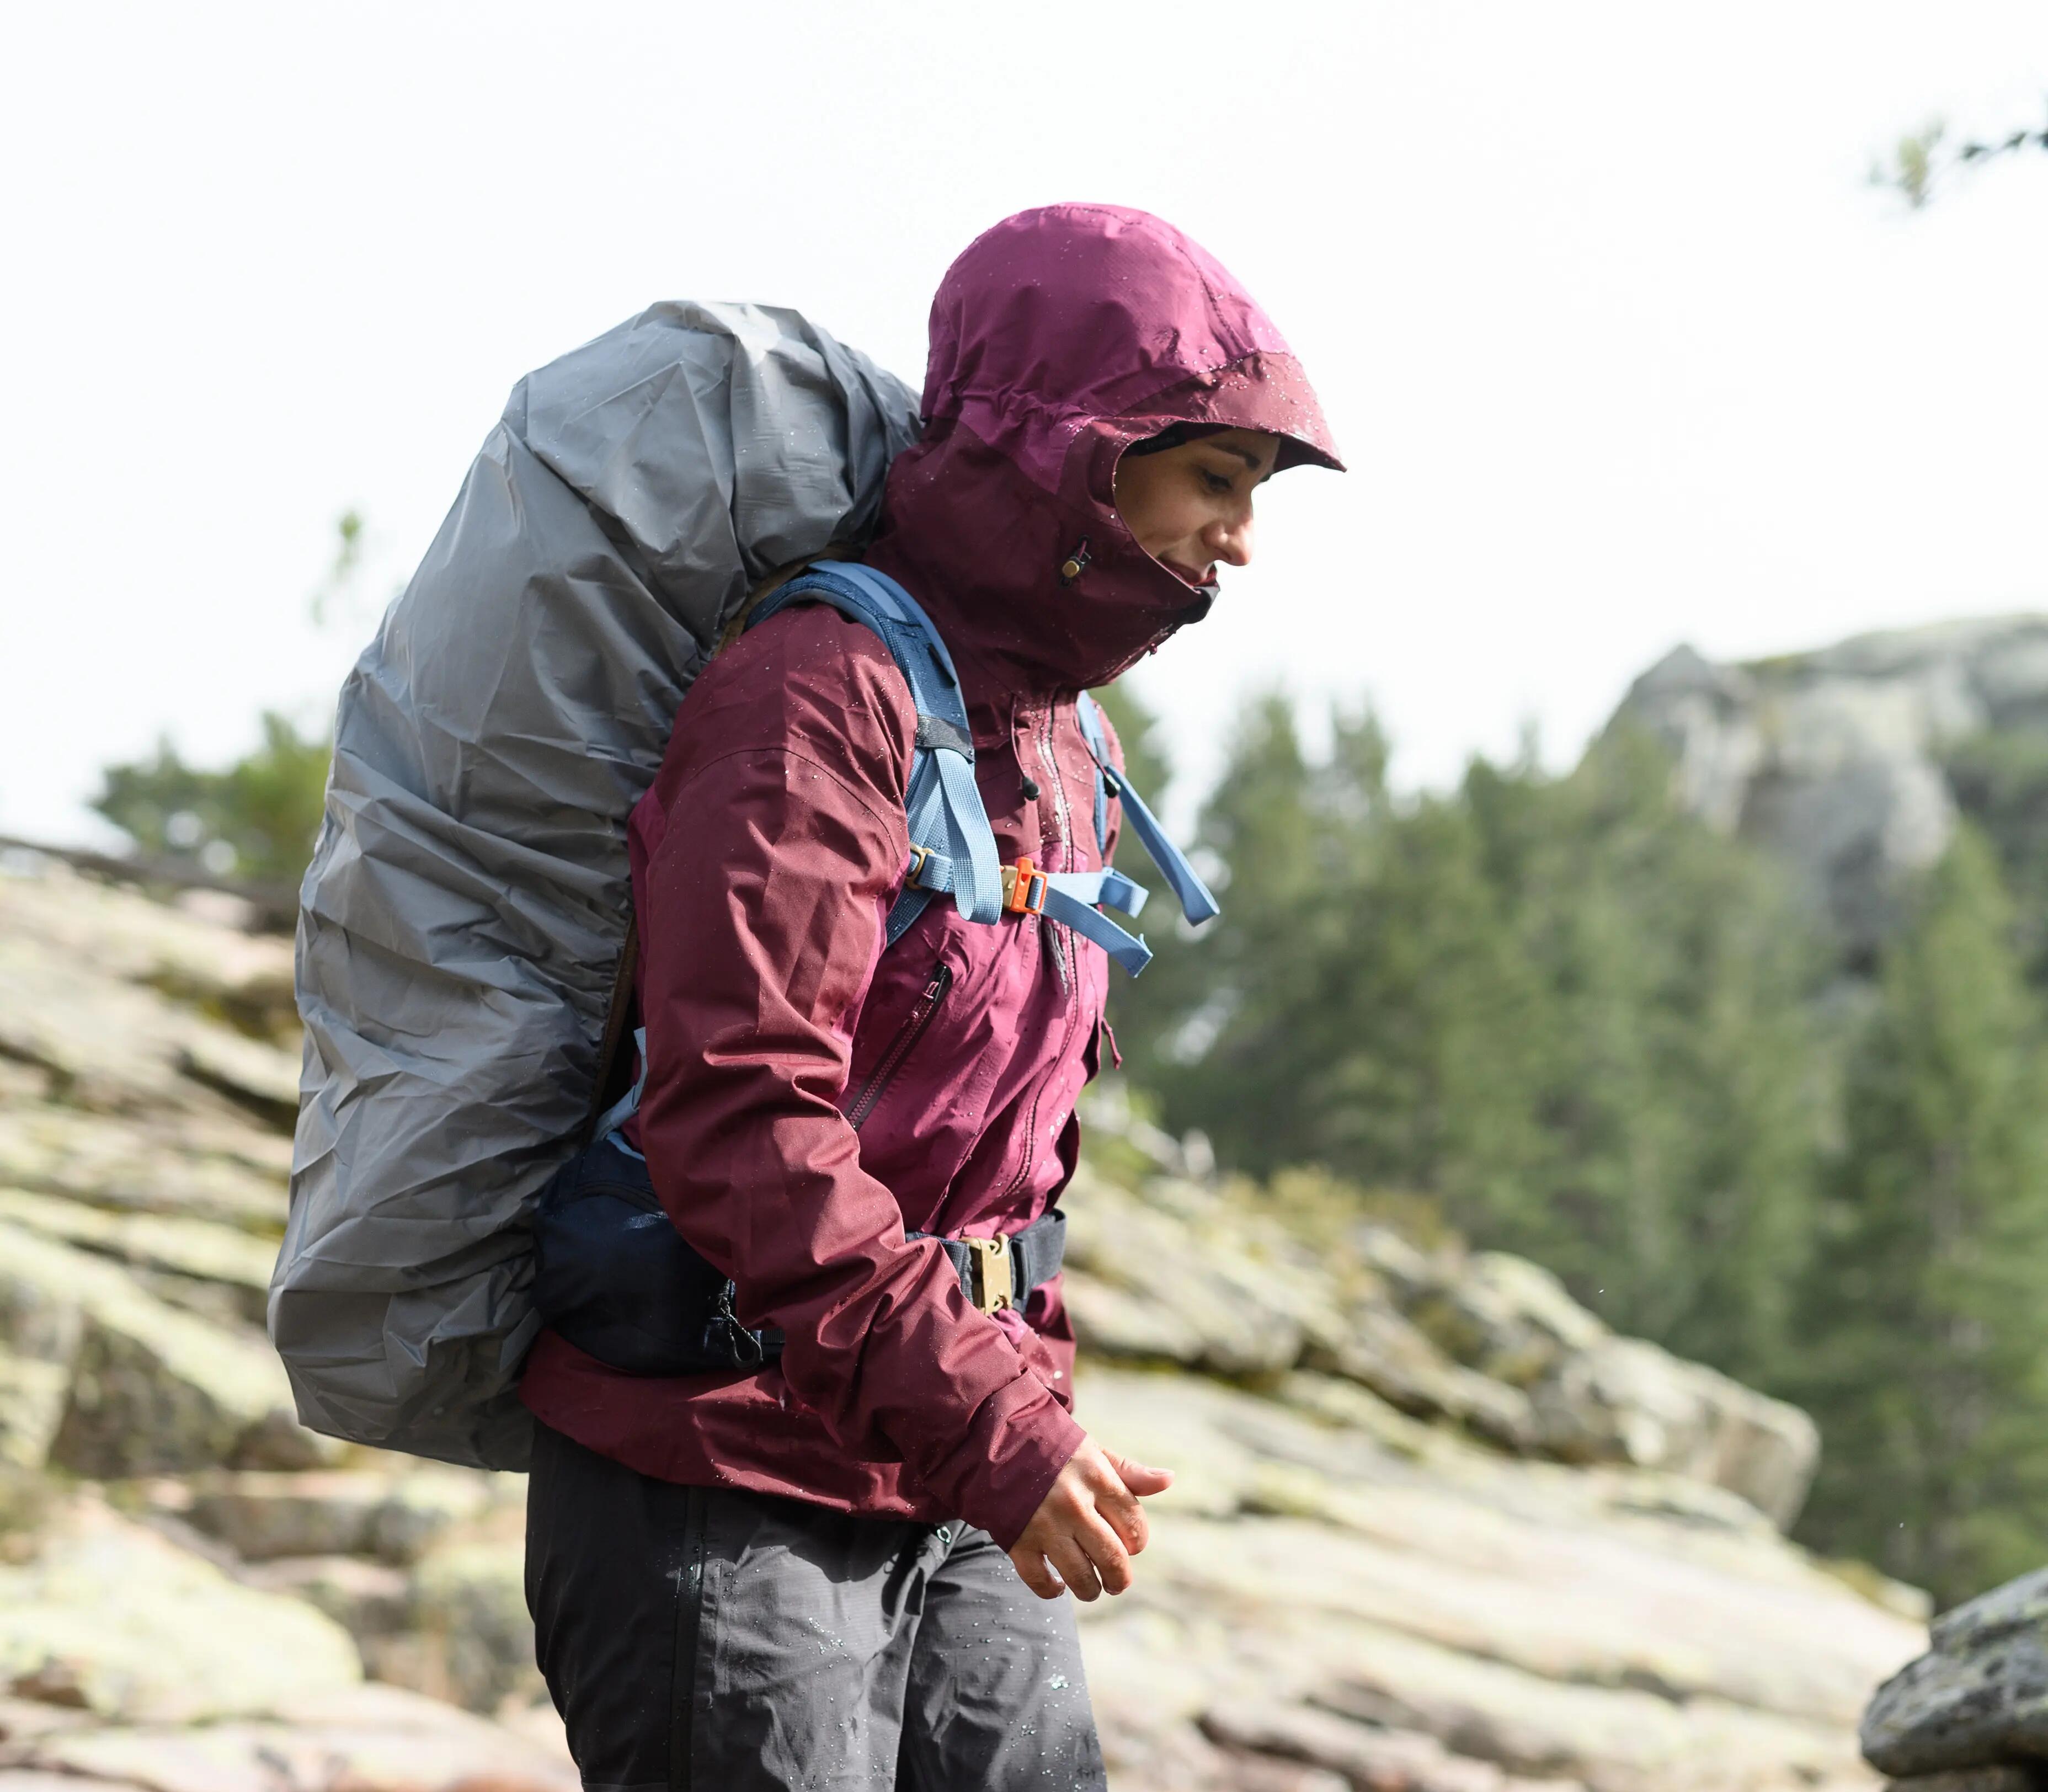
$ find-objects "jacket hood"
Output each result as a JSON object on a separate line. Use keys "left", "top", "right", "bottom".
{"left": 864, "top": 203, "right": 1342, "bottom": 698}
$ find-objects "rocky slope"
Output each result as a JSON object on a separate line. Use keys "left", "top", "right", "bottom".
{"left": 0, "top": 856, "right": 1930, "bottom": 1791}
{"left": 1614, "top": 615, "right": 2048, "bottom": 953}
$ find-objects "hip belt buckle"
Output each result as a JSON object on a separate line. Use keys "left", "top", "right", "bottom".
{"left": 962, "top": 1236, "right": 1015, "bottom": 1313}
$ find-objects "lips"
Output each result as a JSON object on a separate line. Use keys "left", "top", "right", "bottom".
{"left": 1162, "top": 559, "right": 1216, "bottom": 590}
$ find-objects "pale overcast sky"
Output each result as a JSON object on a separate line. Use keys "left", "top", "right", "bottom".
{"left": 2, "top": 2, "right": 2045, "bottom": 844}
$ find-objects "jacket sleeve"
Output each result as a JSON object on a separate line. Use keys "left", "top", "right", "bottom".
{"left": 631, "top": 605, "right": 1084, "bottom": 1547}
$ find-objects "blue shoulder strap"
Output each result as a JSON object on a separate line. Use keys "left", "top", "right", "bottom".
{"left": 1071, "top": 691, "right": 1222, "bottom": 927}
{"left": 749, "top": 561, "right": 1002, "bottom": 945}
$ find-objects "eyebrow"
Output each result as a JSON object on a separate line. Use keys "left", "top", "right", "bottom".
{"left": 1206, "top": 441, "right": 1268, "bottom": 473}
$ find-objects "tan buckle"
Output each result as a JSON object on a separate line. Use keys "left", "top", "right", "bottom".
{"left": 962, "top": 1236, "right": 1014, "bottom": 1313}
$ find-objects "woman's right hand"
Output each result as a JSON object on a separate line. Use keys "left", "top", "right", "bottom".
{"left": 1006, "top": 1436, "right": 1174, "bottom": 1601}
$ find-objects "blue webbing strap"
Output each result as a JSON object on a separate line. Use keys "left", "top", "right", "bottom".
{"left": 750, "top": 562, "right": 1003, "bottom": 942}
{"left": 1075, "top": 692, "right": 1113, "bottom": 855}
{"left": 1073, "top": 692, "right": 1222, "bottom": 926}
{"left": 1042, "top": 868, "right": 1154, "bottom": 977}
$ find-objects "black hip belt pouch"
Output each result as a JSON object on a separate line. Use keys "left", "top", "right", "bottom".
{"left": 531, "top": 1135, "right": 1065, "bottom": 1377}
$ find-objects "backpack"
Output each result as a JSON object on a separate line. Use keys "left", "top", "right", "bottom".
{"left": 272, "top": 306, "right": 1212, "bottom": 1471}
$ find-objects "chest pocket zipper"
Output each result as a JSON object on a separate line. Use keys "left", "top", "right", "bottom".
{"left": 846, "top": 964, "right": 954, "bottom": 1132}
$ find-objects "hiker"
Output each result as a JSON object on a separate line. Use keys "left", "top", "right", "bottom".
{"left": 515, "top": 204, "right": 1341, "bottom": 1788}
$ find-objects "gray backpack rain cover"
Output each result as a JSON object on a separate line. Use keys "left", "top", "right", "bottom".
{"left": 274, "top": 302, "right": 920, "bottom": 1470}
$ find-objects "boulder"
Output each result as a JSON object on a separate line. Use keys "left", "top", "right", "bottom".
{"left": 241, "top": 1554, "right": 413, "bottom": 1644}
{"left": 175, "top": 1030, "right": 300, "bottom": 1129}
{"left": 0, "top": 1105, "right": 288, "bottom": 1231}
{"left": 0, "top": 1221, "right": 330, "bottom": 1476}
{"left": 1407, "top": 1252, "right": 1606, "bottom": 1388}
{"left": 17, "top": 1681, "right": 575, "bottom": 1792}
{"left": 1862, "top": 1567, "right": 2048, "bottom": 1778}
{"left": 1202, "top": 1698, "right": 1557, "bottom": 1792}
{"left": 1062, "top": 1175, "right": 1306, "bottom": 1374}
{"left": 1063, "top": 1268, "right": 1210, "bottom": 1364}
{"left": 1527, "top": 1337, "right": 1818, "bottom": 1528}
{"left": 0, "top": 864, "right": 295, "bottom": 1034}
{"left": 1321, "top": 1304, "right": 1538, "bottom": 1451}
{"left": 186, "top": 1468, "right": 498, "bottom": 1563}
{"left": 0, "top": 1500, "right": 360, "bottom": 1723}
{"left": 0, "top": 1185, "right": 274, "bottom": 1322}
{"left": 379, "top": 1538, "right": 542, "bottom": 1714}
{"left": 0, "top": 1358, "right": 70, "bottom": 1474}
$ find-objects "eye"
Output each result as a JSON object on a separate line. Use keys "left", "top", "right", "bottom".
{"left": 1200, "top": 468, "right": 1235, "bottom": 495}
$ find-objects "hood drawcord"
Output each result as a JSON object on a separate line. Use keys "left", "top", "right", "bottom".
{"left": 1057, "top": 538, "right": 1092, "bottom": 587}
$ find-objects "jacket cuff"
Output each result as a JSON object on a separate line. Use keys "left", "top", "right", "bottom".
{"left": 931, "top": 1374, "right": 1087, "bottom": 1550}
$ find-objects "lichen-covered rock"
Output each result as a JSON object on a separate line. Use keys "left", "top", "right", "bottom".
{"left": 0, "top": 1500, "right": 360, "bottom": 1722}
{"left": 1062, "top": 1175, "right": 1306, "bottom": 1374}
{"left": 382, "top": 1538, "right": 541, "bottom": 1713}
{"left": 1862, "top": 1568, "right": 2048, "bottom": 1778}
{"left": 1074, "top": 1366, "right": 1921, "bottom": 1791}
{"left": 1202, "top": 1697, "right": 1573, "bottom": 1791}
{"left": 16, "top": 1681, "right": 576, "bottom": 1791}
{"left": 186, "top": 1467, "right": 499, "bottom": 1563}
{"left": 0, "top": 1105, "right": 289, "bottom": 1230}
{"left": 0, "top": 1185, "right": 274, "bottom": 1324}
{"left": 1527, "top": 1337, "right": 1819, "bottom": 1529}
{"left": 0, "top": 1221, "right": 333, "bottom": 1476}
{"left": 1407, "top": 1251, "right": 1607, "bottom": 1388}
{"left": 1060, "top": 1124, "right": 1821, "bottom": 1526}
{"left": 241, "top": 1554, "right": 413, "bottom": 1642}
{"left": 1323, "top": 1304, "right": 1539, "bottom": 1450}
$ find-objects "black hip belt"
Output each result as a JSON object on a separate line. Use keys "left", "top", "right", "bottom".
{"left": 532, "top": 1134, "right": 1067, "bottom": 1377}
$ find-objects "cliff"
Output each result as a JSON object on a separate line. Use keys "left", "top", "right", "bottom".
{"left": 1614, "top": 615, "right": 2048, "bottom": 954}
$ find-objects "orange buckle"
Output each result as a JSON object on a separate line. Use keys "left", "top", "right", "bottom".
{"left": 1001, "top": 857, "right": 1047, "bottom": 915}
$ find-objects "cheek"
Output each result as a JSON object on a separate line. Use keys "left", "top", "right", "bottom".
{"left": 1124, "top": 488, "right": 1203, "bottom": 557}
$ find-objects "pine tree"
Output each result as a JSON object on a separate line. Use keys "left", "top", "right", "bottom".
{"left": 1474, "top": 727, "right": 1823, "bottom": 1376}
{"left": 1793, "top": 825, "right": 2048, "bottom": 1607}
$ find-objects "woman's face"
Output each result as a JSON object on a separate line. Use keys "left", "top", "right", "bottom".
{"left": 1112, "top": 427, "right": 1282, "bottom": 590}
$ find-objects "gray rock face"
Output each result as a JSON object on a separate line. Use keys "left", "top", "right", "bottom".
{"left": 1614, "top": 616, "right": 2048, "bottom": 952}
{"left": 1863, "top": 1568, "right": 2048, "bottom": 1778}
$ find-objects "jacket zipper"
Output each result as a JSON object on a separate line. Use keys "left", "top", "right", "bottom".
{"left": 846, "top": 964, "right": 954, "bottom": 1132}
{"left": 1001, "top": 701, "right": 1087, "bottom": 1199}
{"left": 1036, "top": 706, "right": 1073, "bottom": 990}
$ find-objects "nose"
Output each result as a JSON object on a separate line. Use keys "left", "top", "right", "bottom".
{"left": 1203, "top": 501, "right": 1256, "bottom": 569}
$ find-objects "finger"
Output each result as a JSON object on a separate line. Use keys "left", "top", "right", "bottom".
{"left": 1090, "top": 1458, "right": 1153, "bottom": 1554}
{"left": 1103, "top": 1450, "right": 1175, "bottom": 1497}
{"left": 1074, "top": 1508, "right": 1134, "bottom": 1594}
{"left": 1047, "top": 1533, "right": 1104, "bottom": 1603}
{"left": 1007, "top": 1546, "right": 1066, "bottom": 1602}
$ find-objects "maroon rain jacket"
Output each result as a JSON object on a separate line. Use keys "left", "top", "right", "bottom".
{"left": 520, "top": 204, "right": 1340, "bottom": 1549}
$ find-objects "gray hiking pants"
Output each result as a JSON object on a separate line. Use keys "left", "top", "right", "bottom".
{"left": 525, "top": 1422, "right": 1107, "bottom": 1791}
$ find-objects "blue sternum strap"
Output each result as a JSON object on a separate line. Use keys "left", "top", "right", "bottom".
{"left": 1042, "top": 868, "right": 1153, "bottom": 977}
